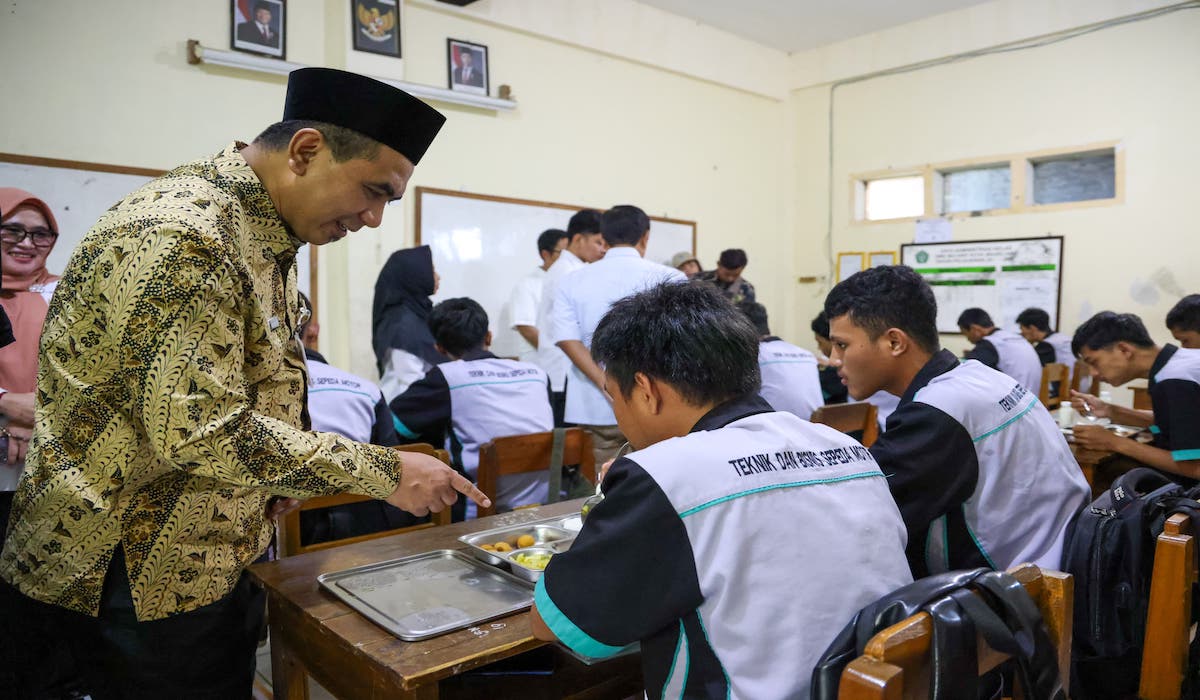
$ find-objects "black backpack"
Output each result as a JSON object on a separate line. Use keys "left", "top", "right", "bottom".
{"left": 811, "top": 568, "right": 1066, "bottom": 700}
{"left": 1062, "top": 467, "right": 1200, "bottom": 698}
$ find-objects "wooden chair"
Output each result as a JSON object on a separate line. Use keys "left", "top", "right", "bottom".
{"left": 1131, "top": 385, "right": 1153, "bottom": 411}
{"left": 1139, "top": 513, "right": 1197, "bottom": 700}
{"left": 810, "top": 403, "right": 879, "bottom": 447}
{"left": 1037, "top": 363, "right": 1070, "bottom": 409}
{"left": 476, "top": 428, "right": 595, "bottom": 518}
{"left": 276, "top": 443, "right": 452, "bottom": 557}
{"left": 838, "top": 563, "right": 1073, "bottom": 699}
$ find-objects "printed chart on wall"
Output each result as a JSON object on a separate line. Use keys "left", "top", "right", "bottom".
{"left": 901, "top": 236, "right": 1063, "bottom": 334}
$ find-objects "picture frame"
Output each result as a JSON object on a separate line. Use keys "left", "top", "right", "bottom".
{"left": 352, "top": 0, "right": 401, "bottom": 58}
{"left": 447, "top": 39, "right": 489, "bottom": 96}
{"left": 231, "top": 0, "right": 286, "bottom": 60}
{"left": 837, "top": 252, "right": 866, "bottom": 282}
{"left": 868, "top": 250, "right": 897, "bottom": 268}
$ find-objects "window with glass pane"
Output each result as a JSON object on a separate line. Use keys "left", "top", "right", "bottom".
{"left": 864, "top": 176, "right": 924, "bottom": 220}
{"left": 941, "top": 165, "right": 1010, "bottom": 213}
{"left": 1031, "top": 150, "right": 1115, "bottom": 205}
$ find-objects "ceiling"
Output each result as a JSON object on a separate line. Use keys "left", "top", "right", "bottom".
{"left": 634, "top": 0, "right": 995, "bottom": 53}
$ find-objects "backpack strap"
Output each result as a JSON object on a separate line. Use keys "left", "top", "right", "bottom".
{"left": 970, "top": 571, "right": 1067, "bottom": 700}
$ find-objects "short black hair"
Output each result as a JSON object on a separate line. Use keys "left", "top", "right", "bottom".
{"left": 811, "top": 311, "right": 831, "bottom": 340}
{"left": 1166, "top": 294, "right": 1200, "bottom": 332}
{"left": 566, "top": 209, "right": 602, "bottom": 240}
{"left": 824, "top": 265, "right": 940, "bottom": 354}
{"left": 737, "top": 301, "right": 770, "bottom": 336}
{"left": 600, "top": 205, "right": 649, "bottom": 247}
{"left": 537, "top": 228, "right": 567, "bottom": 255}
{"left": 1015, "top": 307, "right": 1051, "bottom": 333}
{"left": 718, "top": 249, "right": 748, "bottom": 269}
{"left": 253, "top": 120, "right": 381, "bottom": 162}
{"left": 592, "top": 282, "right": 761, "bottom": 406}
{"left": 429, "top": 297, "right": 489, "bottom": 356}
{"left": 254, "top": 1, "right": 273, "bottom": 12}
{"left": 956, "top": 307, "right": 994, "bottom": 330}
{"left": 1072, "top": 311, "right": 1156, "bottom": 357}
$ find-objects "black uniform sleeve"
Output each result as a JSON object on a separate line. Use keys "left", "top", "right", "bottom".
{"left": 370, "top": 396, "right": 400, "bottom": 447}
{"left": 1153, "top": 378, "right": 1200, "bottom": 461}
{"left": 965, "top": 339, "right": 1000, "bottom": 369}
{"left": 819, "top": 365, "right": 848, "bottom": 404}
{"left": 869, "top": 402, "right": 979, "bottom": 576}
{"left": 1033, "top": 341, "right": 1055, "bottom": 366}
{"left": 388, "top": 367, "right": 451, "bottom": 446}
{"left": 534, "top": 458, "right": 703, "bottom": 657}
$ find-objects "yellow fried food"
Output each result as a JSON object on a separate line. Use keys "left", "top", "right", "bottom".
{"left": 511, "top": 552, "right": 552, "bottom": 570}
{"left": 480, "top": 544, "right": 496, "bottom": 552}
{"left": 516, "top": 534, "right": 536, "bottom": 548}
{"left": 492, "top": 542, "right": 513, "bottom": 552}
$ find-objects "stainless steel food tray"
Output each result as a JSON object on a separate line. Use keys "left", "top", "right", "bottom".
{"left": 459, "top": 522, "right": 576, "bottom": 567}
{"left": 317, "top": 549, "right": 533, "bottom": 641}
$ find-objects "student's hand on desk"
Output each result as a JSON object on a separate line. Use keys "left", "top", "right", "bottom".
{"left": 1072, "top": 424, "right": 1119, "bottom": 451}
{"left": 1070, "top": 390, "right": 1110, "bottom": 419}
{"left": 0, "top": 392, "right": 37, "bottom": 426}
{"left": 388, "top": 452, "right": 491, "bottom": 516}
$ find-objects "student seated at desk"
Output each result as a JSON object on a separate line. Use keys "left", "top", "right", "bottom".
{"left": 1167, "top": 293, "right": 1200, "bottom": 348}
{"left": 811, "top": 311, "right": 848, "bottom": 405}
{"left": 738, "top": 300, "right": 822, "bottom": 420}
{"left": 958, "top": 306, "right": 1043, "bottom": 393}
{"left": 531, "top": 282, "right": 912, "bottom": 699}
{"left": 390, "top": 298, "right": 553, "bottom": 519}
{"left": 825, "top": 266, "right": 1089, "bottom": 578}
{"left": 1070, "top": 311, "right": 1200, "bottom": 482}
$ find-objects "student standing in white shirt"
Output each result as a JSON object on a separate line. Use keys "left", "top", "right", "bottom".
{"left": 551, "top": 205, "right": 686, "bottom": 465}
{"left": 505, "top": 229, "right": 567, "bottom": 364}
{"left": 536, "top": 210, "right": 606, "bottom": 425}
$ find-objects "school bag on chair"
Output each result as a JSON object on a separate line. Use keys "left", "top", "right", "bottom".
{"left": 811, "top": 568, "right": 1066, "bottom": 700}
{"left": 1061, "top": 466, "right": 1200, "bottom": 699}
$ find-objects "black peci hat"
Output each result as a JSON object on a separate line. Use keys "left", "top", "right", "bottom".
{"left": 283, "top": 67, "right": 446, "bottom": 165}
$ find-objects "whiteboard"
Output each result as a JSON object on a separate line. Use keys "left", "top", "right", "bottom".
{"left": 415, "top": 188, "right": 696, "bottom": 357}
{"left": 900, "top": 236, "right": 1063, "bottom": 334}
{"left": 0, "top": 155, "right": 313, "bottom": 305}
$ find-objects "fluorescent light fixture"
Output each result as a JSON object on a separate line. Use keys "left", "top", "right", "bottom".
{"left": 187, "top": 40, "right": 517, "bottom": 112}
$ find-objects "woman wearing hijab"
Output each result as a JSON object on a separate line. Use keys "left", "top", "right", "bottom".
{"left": 372, "top": 245, "right": 447, "bottom": 400}
{"left": 0, "top": 188, "right": 61, "bottom": 535}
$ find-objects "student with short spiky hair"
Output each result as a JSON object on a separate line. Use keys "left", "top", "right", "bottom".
{"left": 957, "top": 306, "right": 1043, "bottom": 392}
{"left": 1070, "top": 311, "right": 1200, "bottom": 481}
{"left": 532, "top": 282, "right": 911, "bottom": 699}
{"left": 825, "top": 266, "right": 1088, "bottom": 578}
{"left": 1166, "top": 294, "right": 1200, "bottom": 348}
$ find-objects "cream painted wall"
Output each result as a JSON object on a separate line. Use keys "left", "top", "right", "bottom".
{"left": 0, "top": 0, "right": 790, "bottom": 379}
{"left": 789, "top": 8, "right": 1200, "bottom": 402}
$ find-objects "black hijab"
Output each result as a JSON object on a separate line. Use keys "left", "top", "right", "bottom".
{"left": 371, "top": 245, "right": 445, "bottom": 372}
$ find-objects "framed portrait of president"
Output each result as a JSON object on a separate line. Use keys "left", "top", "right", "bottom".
{"left": 231, "top": 0, "right": 287, "bottom": 60}
{"left": 352, "top": 0, "right": 401, "bottom": 58}
{"left": 447, "top": 39, "right": 488, "bottom": 96}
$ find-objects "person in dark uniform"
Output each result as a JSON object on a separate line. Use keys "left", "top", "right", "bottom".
{"left": 1016, "top": 306, "right": 1084, "bottom": 396}
{"left": 1070, "top": 311, "right": 1200, "bottom": 482}
{"left": 825, "top": 266, "right": 1088, "bottom": 578}
{"left": 531, "top": 282, "right": 911, "bottom": 698}
{"left": 957, "top": 307, "right": 1043, "bottom": 393}
{"left": 811, "top": 311, "right": 848, "bottom": 404}
{"left": 390, "top": 297, "right": 553, "bottom": 519}
{"left": 738, "top": 301, "right": 822, "bottom": 420}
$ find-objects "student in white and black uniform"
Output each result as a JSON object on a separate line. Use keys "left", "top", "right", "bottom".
{"left": 1017, "top": 306, "right": 1084, "bottom": 395}
{"left": 738, "top": 301, "right": 823, "bottom": 420}
{"left": 390, "top": 298, "right": 553, "bottom": 519}
{"left": 532, "top": 283, "right": 912, "bottom": 699}
{"left": 1070, "top": 311, "right": 1200, "bottom": 482}
{"left": 826, "top": 267, "right": 1089, "bottom": 578}
{"left": 958, "top": 307, "right": 1044, "bottom": 393}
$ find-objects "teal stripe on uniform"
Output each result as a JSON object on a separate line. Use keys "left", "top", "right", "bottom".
{"left": 1173, "top": 449, "right": 1200, "bottom": 461}
{"left": 447, "top": 378, "right": 546, "bottom": 390}
{"left": 696, "top": 610, "right": 732, "bottom": 699}
{"left": 663, "top": 620, "right": 686, "bottom": 700}
{"left": 679, "top": 471, "right": 882, "bottom": 518}
{"left": 309, "top": 387, "right": 378, "bottom": 401}
{"left": 1150, "top": 425, "right": 1162, "bottom": 435}
{"left": 392, "top": 414, "right": 419, "bottom": 440}
{"left": 972, "top": 398, "right": 1039, "bottom": 443}
{"left": 963, "top": 508, "right": 998, "bottom": 569}
{"left": 533, "top": 578, "right": 624, "bottom": 659}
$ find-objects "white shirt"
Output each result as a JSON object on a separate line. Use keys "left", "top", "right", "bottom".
{"left": 501, "top": 267, "right": 544, "bottom": 364}
{"left": 536, "top": 249, "right": 586, "bottom": 391}
{"left": 550, "top": 247, "right": 686, "bottom": 425}
{"left": 757, "top": 339, "right": 823, "bottom": 421}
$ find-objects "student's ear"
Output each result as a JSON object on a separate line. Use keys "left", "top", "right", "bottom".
{"left": 633, "top": 372, "right": 662, "bottom": 414}
{"left": 884, "top": 328, "right": 909, "bottom": 357}
{"left": 434, "top": 342, "right": 446, "bottom": 355}
{"left": 636, "top": 230, "right": 650, "bottom": 255}
{"left": 484, "top": 330, "right": 493, "bottom": 348}
{"left": 287, "top": 128, "right": 324, "bottom": 175}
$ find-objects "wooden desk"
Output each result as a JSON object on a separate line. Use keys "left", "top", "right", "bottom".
{"left": 1071, "top": 441, "right": 1140, "bottom": 498}
{"left": 250, "top": 500, "right": 638, "bottom": 700}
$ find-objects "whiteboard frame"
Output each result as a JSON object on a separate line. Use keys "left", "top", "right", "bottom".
{"left": 0, "top": 152, "right": 319, "bottom": 326}
{"left": 900, "top": 235, "right": 1064, "bottom": 335}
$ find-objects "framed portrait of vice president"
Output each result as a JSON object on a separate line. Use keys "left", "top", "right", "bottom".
{"left": 231, "top": 0, "right": 286, "bottom": 59}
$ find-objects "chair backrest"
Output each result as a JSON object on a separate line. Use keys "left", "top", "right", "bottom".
{"left": 1070, "top": 362, "right": 1101, "bottom": 397}
{"left": 1131, "top": 386, "right": 1153, "bottom": 411}
{"left": 838, "top": 563, "right": 1073, "bottom": 700}
{"left": 276, "top": 443, "right": 452, "bottom": 557}
{"left": 1038, "top": 363, "right": 1071, "bottom": 409}
{"left": 1139, "top": 512, "right": 1196, "bottom": 700}
{"left": 476, "top": 427, "right": 595, "bottom": 518}
{"left": 810, "top": 402, "right": 879, "bottom": 447}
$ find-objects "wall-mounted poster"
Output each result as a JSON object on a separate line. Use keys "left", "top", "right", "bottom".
{"left": 353, "top": 0, "right": 401, "bottom": 58}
